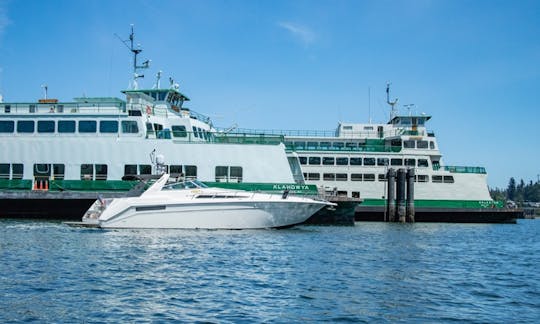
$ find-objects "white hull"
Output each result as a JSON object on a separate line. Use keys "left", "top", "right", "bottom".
{"left": 82, "top": 174, "right": 332, "bottom": 229}
{"left": 96, "top": 200, "right": 326, "bottom": 229}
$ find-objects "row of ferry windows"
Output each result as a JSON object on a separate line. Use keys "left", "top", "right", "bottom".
{"left": 0, "top": 163, "right": 243, "bottom": 183}
{"left": 299, "top": 156, "right": 430, "bottom": 167}
{"left": 303, "top": 172, "right": 454, "bottom": 183}
{"left": 290, "top": 140, "right": 436, "bottom": 150}
{"left": 0, "top": 120, "right": 139, "bottom": 134}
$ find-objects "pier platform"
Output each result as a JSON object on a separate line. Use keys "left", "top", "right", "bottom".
{"left": 356, "top": 205, "right": 521, "bottom": 224}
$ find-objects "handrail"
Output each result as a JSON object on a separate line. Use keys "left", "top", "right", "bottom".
{"left": 433, "top": 165, "right": 487, "bottom": 174}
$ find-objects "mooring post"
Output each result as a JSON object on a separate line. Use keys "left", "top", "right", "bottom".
{"left": 406, "top": 168, "right": 415, "bottom": 223}
{"left": 396, "top": 168, "right": 406, "bottom": 223}
{"left": 386, "top": 168, "right": 396, "bottom": 222}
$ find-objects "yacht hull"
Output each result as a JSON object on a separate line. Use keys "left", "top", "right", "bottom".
{"left": 95, "top": 200, "right": 327, "bottom": 229}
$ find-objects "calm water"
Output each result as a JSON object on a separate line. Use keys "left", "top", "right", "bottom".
{"left": 1, "top": 219, "right": 539, "bottom": 323}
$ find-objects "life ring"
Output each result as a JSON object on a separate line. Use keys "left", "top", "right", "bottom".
{"left": 146, "top": 106, "right": 152, "bottom": 115}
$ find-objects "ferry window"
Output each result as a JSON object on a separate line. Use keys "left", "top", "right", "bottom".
{"left": 364, "top": 174, "right": 375, "bottom": 182}
{"left": 336, "top": 157, "right": 348, "bottom": 165}
{"left": 57, "top": 105, "right": 64, "bottom": 113}
{"left": 79, "top": 121, "right": 97, "bottom": 133}
{"left": 391, "top": 158, "right": 403, "bottom": 166}
{"left": 390, "top": 139, "right": 402, "bottom": 148}
{"left": 337, "top": 191, "right": 347, "bottom": 197}
{"left": 352, "top": 191, "right": 360, "bottom": 198}
{"left": 124, "top": 165, "right": 137, "bottom": 176}
{"left": 170, "top": 165, "right": 182, "bottom": 176}
{"left": 336, "top": 173, "right": 348, "bottom": 181}
{"left": 58, "top": 120, "right": 76, "bottom": 133}
{"left": 80, "top": 164, "right": 93, "bottom": 180}
{"left": 299, "top": 156, "right": 307, "bottom": 165}
{"left": 307, "top": 142, "right": 318, "bottom": 149}
{"left": 417, "top": 140, "right": 428, "bottom": 149}
{"left": 364, "top": 158, "right": 376, "bottom": 166}
{"left": 333, "top": 142, "right": 344, "bottom": 149}
{"left": 145, "top": 122, "right": 154, "bottom": 134}
{"left": 323, "top": 173, "right": 335, "bottom": 181}
{"left": 418, "top": 159, "right": 429, "bottom": 167}
{"left": 323, "top": 157, "right": 335, "bottom": 165}
{"left": 320, "top": 142, "right": 331, "bottom": 150}
{"left": 29, "top": 104, "right": 36, "bottom": 113}
{"left": 197, "top": 128, "right": 203, "bottom": 139}
{"left": 307, "top": 173, "right": 320, "bottom": 181}
{"left": 172, "top": 125, "right": 187, "bottom": 137}
{"left": 405, "top": 159, "right": 416, "bottom": 167}
{"left": 230, "top": 167, "right": 243, "bottom": 182}
{"left": 343, "top": 126, "right": 353, "bottom": 130}
{"left": 192, "top": 126, "right": 198, "bottom": 138}
{"left": 443, "top": 176, "right": 455, "bottom": 183}
{"left": 53, "top": 164, "right": 65, "bottom": 180}
{"left": 350, "top": 157, "right": 362, "bottom": 166}
{"left": 4, "top": 105, "right": 10, "bottom": 113}
{"left": 417, "top": 175, "right": 429, "bottom": 182}
{"left": 346, "top": 142, "right": 357, "bottom": 149}
{"left": 0, "top": 164, "right": 9, "bottom": 179}
{"left": 95, "top": 164, "right": 107, "bottom": 180}
{"left": 139, "top": 165, "right": 152, "bottom": 175}
{"left": 378, "top": 174, "right": 387, "bottom": 182}
{"left": 122, "top": 121, "right": 139, "bottom": 134}
{"left": 158, "top": 92, "right": 167, "bottom": 101}
{"left": 430, "top": 141, "right": 436, "bottom": 149}
{"left": 215, "top": 166, "right": 228, "bottom": 182}
{"left": 185, "top": 165, "right": 197, "bottom": 180}
{"left": 0, "top": 120, "right": 14, "bottom": 132}
{"left": 100, "top": 121, "right": 118, "bottom": 133}
{"left": 154, "top": 123, "right": 163, "bottom": 132}
{"left": 37, "top": 120, "right": 55, "bottom": 133}
{"left": 12, "top": 164, "right": 23, "bottom": 179}
{"left": 351, "top": 173, "right": 362, "bottom": 181}
{"left": 404, "top": 140, "right": 415, "bottom": 148}
{"left": 17, "top": 120, "right": 35, "bottom": 133}
{"left": 33, "top": 164, "right": 51, "bottom": 176}
{"left": 377, "top": 158, "right": 389, "bottom": 166}
{"left": 308, "top": 157, "right": 321, "bottom": 165}
{"left": 432, "top": 175, "right": 443, "bottom": 183}
{"left": 364, "top": 126, "right": 374, "bottom": 131}
{"left": 294, "top": 142, "right": 306, "bottom": 150}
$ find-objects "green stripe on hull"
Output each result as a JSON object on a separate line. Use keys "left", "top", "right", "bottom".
{"left": 203, "top": 182, "right": 319, "bottom": 195}
{"left": 0, "top": 179, "right": 33, "bottom": 190}
{"left": 361, "top": 198, "right": 504, "bottom": 209}
{"left": 49, "top": 180, "right": 139, "bottom": 191}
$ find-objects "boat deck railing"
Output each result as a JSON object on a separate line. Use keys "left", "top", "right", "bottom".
{"left": 1, "top": 102, "right": 126, "bottom": 115}
{"left": 217, "top": 127, "right": 432, "bottom": 139}
{"left": 434, "top": 165, "right": 487, "bottom": 174}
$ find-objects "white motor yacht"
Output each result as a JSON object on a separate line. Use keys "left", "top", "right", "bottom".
{"left": 80, "top": 174, "right": 334, "bottom": 229}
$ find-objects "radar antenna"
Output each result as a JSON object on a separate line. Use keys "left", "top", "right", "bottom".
{"left": 116, "top": 25, "right": 151, "bottom": 90}
{"left": 386, "top": 82, "right": 399, "bottom": 120}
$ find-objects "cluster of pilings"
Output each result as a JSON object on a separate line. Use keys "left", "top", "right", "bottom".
{"left": 385, "top": 168, "right": 415, "bottom": 223}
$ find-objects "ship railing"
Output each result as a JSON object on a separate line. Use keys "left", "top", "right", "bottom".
{"left": 215, "top": 127, "right": 432, "bottom": 139}
{"left": 0, "top": 102, "right": 126, "bottom": 114}
{"left": 433, "top": 165, "right": 487, "bottom": 174}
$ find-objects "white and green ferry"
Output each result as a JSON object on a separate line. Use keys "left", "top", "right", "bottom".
{"left": 227, "top": 84, "right": 503, "bottom": 211}
{"left": 0, "top": 28, "right": 315, "bottom": 219}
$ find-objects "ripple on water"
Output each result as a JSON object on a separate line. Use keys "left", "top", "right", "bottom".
{"left": 1, "top": 219, "right": 540, "bottom": 322}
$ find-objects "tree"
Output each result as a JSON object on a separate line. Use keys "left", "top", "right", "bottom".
{"left": 507, "top": 177, "right": 516, "bottom": 201}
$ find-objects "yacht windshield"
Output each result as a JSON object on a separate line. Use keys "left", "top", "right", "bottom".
{"left": 162, "top": 180, "right": 209, "bottom": 190}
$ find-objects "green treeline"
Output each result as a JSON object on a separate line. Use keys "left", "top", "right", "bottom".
{"left": 490, "top": 177, "right": 540, "bottom": 204}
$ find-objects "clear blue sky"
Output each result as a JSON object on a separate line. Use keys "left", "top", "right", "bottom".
{"left": 0, "top": 0, "right": 539, "bottom": 188}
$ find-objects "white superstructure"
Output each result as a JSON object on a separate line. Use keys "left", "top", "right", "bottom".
{"left": 0, "top": 28, "right": 300, "bottom": 191}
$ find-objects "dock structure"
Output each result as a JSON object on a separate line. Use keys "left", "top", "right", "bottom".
{"left": 359, "top": 167, "right": 521, "bottom": 224}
